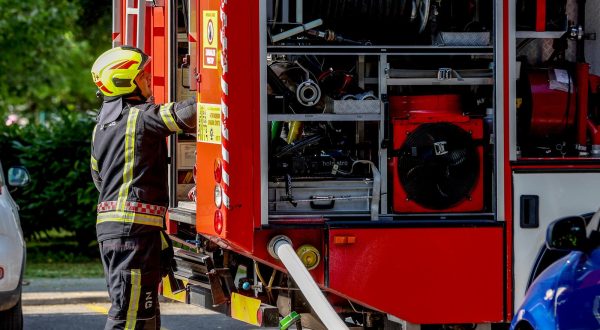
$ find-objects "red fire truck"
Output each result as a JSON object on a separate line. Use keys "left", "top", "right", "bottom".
{"left": 112, "top": 0, "right": 600, "bottom": 328}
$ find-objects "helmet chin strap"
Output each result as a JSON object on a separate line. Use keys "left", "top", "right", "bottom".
{"left": 96, "top": 90, "right": 104, "bottom": 102}
{"left": 124, "top": 86, "right": 148, "bottom": 103}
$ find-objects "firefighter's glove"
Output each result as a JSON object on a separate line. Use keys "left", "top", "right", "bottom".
{"left": 159, "top": 231, "right": 175, "bottom": 278}
{"left": 174, "top": 97, "right": 197, "bottom": 131}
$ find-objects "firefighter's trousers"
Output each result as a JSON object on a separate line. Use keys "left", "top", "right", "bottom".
{"left": 100, "top": 232, "right": 162, "bottom": 330}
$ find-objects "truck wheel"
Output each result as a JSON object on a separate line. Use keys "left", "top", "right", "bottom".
{"left": 0, "top": 296, "right": 23, "bottom": 330}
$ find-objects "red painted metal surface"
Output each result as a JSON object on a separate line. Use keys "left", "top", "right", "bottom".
{"left": 221, "top": 0, "right": 261, "bottom": 252}
{"left": 253, "top": 229, "right": 325, "bottom": 285}
{"left": 504, "top": 0, "right": 513, "bottom": 318}
{"left": 536, "top": 0, "right": 546, "bottom": 32}
{"left": 165, "top": 214, "right": 178, "bottom": 235}
{"left": 328, "top": 227, "right": 504, "bottom": 324}
{"left": 195, "top": 0, "right": 260, "bottom": 254}
{"left": 389, "top": 94, "right": 463, "bottom": 119}
{"left": 591, "top": 75, "right": 600, "bottom": 92}
{"left": 389, "top": 97, "right": 485, "bottom": 213}
{"left": 588, "top": 119, "right": 600, "bottom": 144}
{"left": 150, "top": 5, "right": 168, "bottom": 104}
{"left": 528, "top": 70, "right": 577, "bottom": 141}
{"left": 577, "top": 63, "right": 590, "bottom": 145}
{"left": 148, "top": 3, "right": 171, "bottom": 237}
{"left": 588, "top": 75, "right": 600, "bottom": 144}
{"left": 196, "top": 0, "right": 225, "bottom": 237}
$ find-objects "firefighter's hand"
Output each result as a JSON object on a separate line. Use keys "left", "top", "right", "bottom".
{"left": 174, "top": 98, "right": 197, "bottom": 130}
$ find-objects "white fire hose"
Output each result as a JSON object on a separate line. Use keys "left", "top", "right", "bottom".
{"left": 268, "top": 235, "right": 349, "bottom": 330}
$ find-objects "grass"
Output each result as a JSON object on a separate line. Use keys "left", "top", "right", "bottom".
{"left": 25, "top": 261, "right": 104, "bottom": 278}
{"left": 24, "top": 229, "right": 104, "bottom": 279}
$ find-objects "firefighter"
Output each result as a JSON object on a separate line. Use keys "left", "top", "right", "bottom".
{"left": 90, "top": 46, "right": 196, "bottom": 330}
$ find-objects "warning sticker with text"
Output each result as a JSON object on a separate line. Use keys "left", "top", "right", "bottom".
{"left": 202, "top": 10, "right": 218, "bottom": 69}
{"left": 197, "top": 103, "right": 221, "bottom": 144}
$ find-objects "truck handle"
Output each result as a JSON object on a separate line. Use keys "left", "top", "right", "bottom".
{"left": 181, "top": 54, "right": 191, "bottom": 89}
{"left": 310, "top": 196, "right": 336, "bottom": 209}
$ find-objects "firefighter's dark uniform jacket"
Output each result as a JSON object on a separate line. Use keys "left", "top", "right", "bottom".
{"left": 91, "top": 97, "right": 195, "bottom": 242}
{"left": 91, "top": 97, "right": 195, "bottom": 329}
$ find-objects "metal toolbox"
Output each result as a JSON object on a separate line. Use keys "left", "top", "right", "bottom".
{"left": 268, "top": 178, "right": 374, "bottom": 214}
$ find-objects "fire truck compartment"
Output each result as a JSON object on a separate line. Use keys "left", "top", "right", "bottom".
{"left": 328, "top": 225, "right": 504, "bottom": 324}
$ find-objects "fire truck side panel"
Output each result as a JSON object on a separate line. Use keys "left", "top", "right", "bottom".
{"left": 502, "top": 0, "right": 514, "bottom": 318}
{"left": 195, "top": 0, "right": 223, "bottom": 237}
{"left": 194, "top": 141, "right": 221, "bottom": 232}
{"left": 149, "top": 5, "right": 168, "bottom": 104}
{"left": 328, "top": 227, "right": 504, "bottom": 324}
{"left": 512, "top": 170, "right": 600, "bottom": 311}
{"left": 195, "top": 0, "right": 260, "bottom": 253}
{"left": 223, "top": 0, "right": 262, "bottom": 251}
{"left": 253, "top": 229, "right": 325, "bottom": 285}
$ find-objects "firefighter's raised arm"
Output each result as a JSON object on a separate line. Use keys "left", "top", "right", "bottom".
{"left": 141, "top": 97, "right": 197, "bottom": 136}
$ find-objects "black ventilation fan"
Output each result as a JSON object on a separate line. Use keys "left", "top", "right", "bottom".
{"left": 397, "top": 122, "right": 479, "bottom": 210}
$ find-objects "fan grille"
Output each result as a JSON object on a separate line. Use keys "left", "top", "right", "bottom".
{"left": 397, "top": 122, "right": 479, "bottom": 210}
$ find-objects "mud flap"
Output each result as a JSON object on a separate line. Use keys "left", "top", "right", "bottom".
{"left": 161, "top": 275, "right": 187, "bottom": 303}
{"left": 231, "top": 293, "right": 279, "bottom": 327}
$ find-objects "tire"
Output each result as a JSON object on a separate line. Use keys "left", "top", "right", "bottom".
{"left": 514, "top": 322, "right": 534, "bottom": 330}
{"left": 0, "top": 296, "right": 23, "bottom": 330}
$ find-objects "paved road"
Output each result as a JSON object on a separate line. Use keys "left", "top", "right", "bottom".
{"left": 21, "top": 278, "right": 274, "bottom": 330}
{"left": 23, "top": 302, "right": 259, "bottom": 330}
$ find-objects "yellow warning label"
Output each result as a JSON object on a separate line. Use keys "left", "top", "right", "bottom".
{"left": 202, "top": 10, "right": 218, "bottom": 69}
{"left": 197, "top": 103, "right": 221, "bottom": 144}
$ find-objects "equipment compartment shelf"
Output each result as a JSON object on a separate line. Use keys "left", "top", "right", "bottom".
{"left": 386, "top": 77, "right": 494, "bottom": 86}
{"left": 267, "top": 45, "right": 494, "bottom": 56}
{"left": 515, "top": 31, "right": 566, "bottom": 39}
{"left": 168, "top": 205, "right": 196, "bottom": 225}
{"left": 268, "top": 113, "right": 381, "bottom": 122}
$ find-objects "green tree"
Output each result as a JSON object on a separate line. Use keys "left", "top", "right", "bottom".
{"left": 0, "top": 0, "right": 111, "bottom": 246}
{"left": 0, "top": 0, "right": 110, "bottom": 121}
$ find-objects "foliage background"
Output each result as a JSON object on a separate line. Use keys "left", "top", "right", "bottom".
{"left": 2, "top": 112, "right": 98, "bottom": 245}
{"left": 0, "top": 0, "right": 111, "bottom": 248}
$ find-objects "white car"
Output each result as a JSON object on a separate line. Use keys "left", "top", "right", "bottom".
{"left": 0, "top": 161, "right": 29, "bottom": 329}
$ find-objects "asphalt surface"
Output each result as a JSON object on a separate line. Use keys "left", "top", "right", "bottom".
{"left": 21, "top": 278, "right": 266, "bottom": 330}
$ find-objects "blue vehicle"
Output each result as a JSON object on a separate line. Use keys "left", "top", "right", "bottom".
{"left": 511, "top": 214, "right": 600, "bottom": 330}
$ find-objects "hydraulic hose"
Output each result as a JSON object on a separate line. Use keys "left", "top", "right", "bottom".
{"left": 268, "top": 236, "right": 349, "bottom": 330}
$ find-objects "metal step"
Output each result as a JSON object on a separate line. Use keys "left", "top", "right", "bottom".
{"left": 172, "top": 248, "right": 214, "bottom": 285}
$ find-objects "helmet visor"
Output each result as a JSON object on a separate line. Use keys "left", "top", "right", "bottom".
{"left": 139, "top": 53, "right": 151, "bottom": 71}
